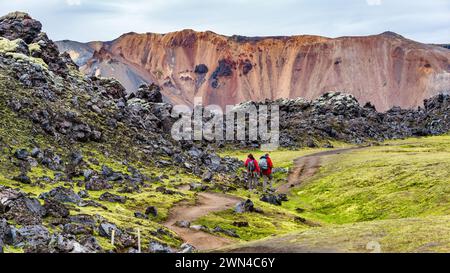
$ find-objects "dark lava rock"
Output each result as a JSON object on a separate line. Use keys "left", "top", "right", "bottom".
{"left": 232, "top": 221, "right": 249, "bottom": 227}
{"left": 68, "top": 214, "right": 96, "bottom": 229}
{"left": 201, "top": 171, "right": 213, "bottom": 182}
{"left": 43, "top": 198, "right": 70, "bottom": 218}
{"left": 134, "top": 212, "right": 147, "bottom": 219}
{"left": 0, "top": 12, "right": 42, "bottom": 43}
{"left": 78, "top": 200, "right": 108, "bottom": 210}
{"left": 85, "top": 177, "right": 113, "bottom": 191}
{"left": 234, "top": 199, "right": 255, "bottom": 213}
{"left": 39, "top": 187, "right": 81, "bottom": 204}
{"left": 68, "top": 151, "right": 83, "bottom": 166}
{"left": 213, "top": 226, "right": 239, "bottom": 238}
{"left": 135, "top": 83, "right": 163, "bottom": 103}
{"left": 77, "top": 190, "right": 90, "bottom": 199}
{"left": 260, "top": 193, "right": 288, "bottom": 206}
{"left": 179, "top": 243, "right": 196, "bottom": 253}
{"left": 63, "top": 223, "right": 93, "bottom": 236}
{"left": 145, "top": 206, "right": 158, "bottom": 217}
{"left": 30, "top": 148, "right": 42, "bottom": 158}
{"left": 0, "top": 219, "right": 14, "bottom": 245}
{"left": 175, "top": 220, "right": 190, "bottom": 228}
{"left": 189, "top": 182, "right": 209, "bottom": 192}
{"left": 90, "top": 77, "right": 126, "bottom": 99}
{"left": 98, "top": 222, "right": 121, "bottom": 238}
{"left": 99, "top": 192, "right": 126, "bottom": 204}
{"left": 14, "top": 149, "right": 29, "bottom": 160}
{"left": 295, "top": 207, "right": 305, "bottom": 213}
{"left": 101, "top": 165, "right": 114, "bottom": 177}
{"left": 14, "top": 225, "right": 50, "bottom": 248}
{"left": 294, "top": 216, "right": 307, "bottom": 223}
{"left": 1, "top": 186, "right": 46, "bottom": 225}
{"left": 148, "top": 240, "right": 172, "bottom": 253}
{"left": 12, "top": 173, "right": 31, "bottom": 184}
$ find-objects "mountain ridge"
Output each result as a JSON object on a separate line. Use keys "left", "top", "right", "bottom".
{"left": 57, "top": 30, "right": 450, "bottom": 111}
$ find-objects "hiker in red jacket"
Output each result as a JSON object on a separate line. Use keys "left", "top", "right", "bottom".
{"left": 244, "top": 154, "right": 260, "bottom": 191}
{"left": 259, "top": 154, "right": 274, "bottom": 192}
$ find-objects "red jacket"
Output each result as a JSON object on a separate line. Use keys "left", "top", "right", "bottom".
{"left": 261, "top": 156, "right": 273, "bottom": 176}
{"left": 244, "top": 158, "right": 260, "bottom": 173}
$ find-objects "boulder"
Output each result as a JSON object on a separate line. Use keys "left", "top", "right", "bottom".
{"left": 179, "top": 243, "right": 196, "bottom": 253}
{"left": 63, "top": 223, "right": 93, "bottom": 236}
{"left": 148, "top": 240, "right": 172, "bottom": 253}
{"left": 259, "top": 193, "right": 288, "bottom": 206}
{"left": 14, "top": 225, "right": 50, "bottom": 249}
{"left": 234, "top": 199, "right": 255, "bottom": 213}
{"left": 98, "top": 222, "right": 122, "bottom": 238}
{"left": 78, "top": 200, "right": 108, "bottom": 210}
{"left": 175, "top": 220, "right": 190, "bottom": 228}
{"left": 12, "top": 173, "right": 31, "bottom": 184}
{"left": 68, "top": 214, "right": 96, "bottom": 229}
{"left": 1, "top": 186, "right": 46, "bottom": 225}
{"left": 30, "top": 148, "right": 42, "bottom": 158}
{"left": 145, "top": 206, "right": 158, "bottom": 217}
{"left": 135, "top": 83, "right": 163, "bottom": 103}
{"left": 0, "top": 219, "right": 14, "bottom": 245}
{"left": 213, "top": 226, "right": 239, "bottom": 238}
{"left": 99, "top": 192, "right": 126, "bottom": 204}
{"left": 134, "top": 212, "right": 147, "bottom": 219}
{"left": 39, "top": 187, "right": 81, "bottom": 204}
{"left": 189, "top": 183, "right": 209, "bottom": 192}
{"left": 0, "top": 12, "right": 42, "bottom": 43}
{"left": 77, "top": 190, "right": 90, "bottom": 199}
{"left": 13, "top": 149, "right": 29, "bottom": 160}
{"left": 85, "top": 177, "right": 113, "bottom": 191}
{"left": 43, "top": 198, "right": 70, "bottom": 218}
{"left": 201, "top": 171, "right": 213, "bottom": 182}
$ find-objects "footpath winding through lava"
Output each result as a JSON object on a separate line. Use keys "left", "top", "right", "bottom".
{"left": 163, "top": 147, "right": 362, "bottom": 251}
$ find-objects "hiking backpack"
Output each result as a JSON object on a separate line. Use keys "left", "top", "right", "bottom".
{"left": 247, "top": 160, "right": 256, "bottom": 172}
{"left": 259, "top": 157, "right": 268, "bottom": 170}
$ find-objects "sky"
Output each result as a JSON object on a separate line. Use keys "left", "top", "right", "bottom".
{"left": 0, "top": 0, "right": 449, "bottom": 43}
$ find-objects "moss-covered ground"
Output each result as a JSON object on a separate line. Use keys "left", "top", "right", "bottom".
{"left": 201, "top": 136, "right": 450, "bottom": 252}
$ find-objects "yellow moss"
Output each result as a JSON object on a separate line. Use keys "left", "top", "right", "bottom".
{"left": 0, "top": 38, "right": 19, "bottom": 53}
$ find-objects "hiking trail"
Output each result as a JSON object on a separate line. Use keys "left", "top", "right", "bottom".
{"left": 164, "top": 147, "right": 362, "bottom": 251}
{"left": 163, "top": 191, "right": 242, "bottom": 251}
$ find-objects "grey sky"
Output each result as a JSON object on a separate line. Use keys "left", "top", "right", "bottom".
{"left": 0, "top": 0, "right": 449, "bottom": 43}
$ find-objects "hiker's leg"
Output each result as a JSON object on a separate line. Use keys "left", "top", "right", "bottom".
{"left": 263, "top": 175, "right": 268, "bottom": 192}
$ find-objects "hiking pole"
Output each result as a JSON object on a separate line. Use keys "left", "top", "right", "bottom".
{"left": 137, "top": 229, "right": 141, "bottom": 253}
{"left": 111, "top": 229, "right": 115, "bottom": 246}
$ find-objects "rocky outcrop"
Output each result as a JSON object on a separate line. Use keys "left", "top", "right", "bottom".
{"left": 226, "top": 91, "right": 450, "bottom": 148}
{"left": 58, "top": 30, "right": 450, "bottom": 111}
{"left": 0, "top": 12, "right": 42, "bottom": 43}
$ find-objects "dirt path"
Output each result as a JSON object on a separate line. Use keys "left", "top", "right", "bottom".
{"left": 164, "top": 146, "right": 362, "bottom": 251}
{"left": 163, "top": 191, "right": 242, "bottom": 251}
{"left": 277, "top": 147, "right": 364, "bottom": 194}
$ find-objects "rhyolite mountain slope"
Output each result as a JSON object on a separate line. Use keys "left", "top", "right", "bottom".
{"left": 57, "top": 30, "right": 450, "bottom": 111}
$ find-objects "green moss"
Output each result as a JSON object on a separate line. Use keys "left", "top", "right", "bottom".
{"left": 221, "top": 215, "right": 450, "bottom": 253}
{"left": 283, "top": 136, "right": 450, "bottom": 224}
{"left": 28, "top": 43, "right": 41, "bottom": 54}
{"left": 0, "top": 38, "right": 19, "bottom": 53}
{"left": 5, "top": 52, "right": 48, "bottom": 69}
{"left": 3, "top": 245, "right": 25, "bottom": 253}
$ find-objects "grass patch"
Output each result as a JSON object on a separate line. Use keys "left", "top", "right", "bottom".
{"left": 283, "top": 136, "right": 450, "bottom": 224}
